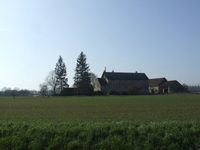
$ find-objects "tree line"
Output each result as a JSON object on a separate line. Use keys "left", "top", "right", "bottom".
{"left": 40, "top": 52, "right": 97, "bottom": 96}
{"left": 188, "top": 85, "right": 200, "bottom": 92}
{"left": 0, "top": 87, "right": 36, "bottom": 97}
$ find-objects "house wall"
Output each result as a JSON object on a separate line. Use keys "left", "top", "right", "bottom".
{"left": 95, "top": 74, "right": 149, "bottom": 94}
{"left": 103, "top": 74, "right": 109, "bottom": 83}
{"left": 149, "top": 78, "right": 167, "bottom": 94}
{"left": 100, "top": 86, "right": 107, "bottom": 93}
{"left": 139, "top": 80, "right": 149, "bottom": 94}
{"left": 149, "top": 86, "right": 159, "bottom": 93}
{"left": 94, "top": 80, "right": 107, "bottom": 94}
{"left": 161, "top": 82, "right": 183, "bottom": 93}
{"left": 169, "top": 83, "right": 183, "bottom": 93}
{"left": 94, "top": 80, "right": 101, "bottom": 92}
{"left": 105, "top": 80, "right": 149, "bottom": 94}
{"left": 149, "top": 86, "right": 163, "bottom": 93}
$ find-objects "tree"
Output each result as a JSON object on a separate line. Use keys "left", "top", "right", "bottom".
{"left": 12, "top": 87, "right": 20, "bottom": 98}
{"left": 90, "top": 72, "right": 97, "bottom": 88}
{"left": 2, "top": 87, "right": 9, "bottom": 92}
{"left": 55, "top": 56, "right": 68, "bottom": 93}
{"left": 13, "top": 87, "right": 20, "bottom": 91}
{"left": 39, "top": 83, "right": 48, "bottom": 97}
{"left": 2, "top": 87, "right": 11, "bottom": 96}
{"left": 74, "top": 52, "right": 93, "bottom": 95}
{"left": 11, "top": 90, "right": 16, "bottom": 99}
{"left": 45, "top": 70, "right": 58, "bottom": 95}
{"left": 19, "top": 89, "right": 30, "bottom": 96}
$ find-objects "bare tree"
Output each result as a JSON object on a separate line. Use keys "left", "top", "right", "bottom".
{"left": 90, "top": 72, "right": 97, "bottom": 88}
{"left": 39, "top": 83, "right": 48, "bottom": 97}
{"left": 71, "top": 83, "right": 77, "bottom": 88}
{"left": 13, "top": 87, "right": 20, "bottom": 91}
{"left": 2, "top": 87, "right": 11, "bottom": 96}
{"left": 45, "top": 70, "right": 57, "bottom": 95}
{"left": 2, "top": 87, "right": 9, "bottom": 92}
{"left": 12, "top": 87, "right": 20, "bottom": 98}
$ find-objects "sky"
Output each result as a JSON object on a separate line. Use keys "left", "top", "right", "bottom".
{"left": 0, "top": 0, "right": 200, "bottom": 91}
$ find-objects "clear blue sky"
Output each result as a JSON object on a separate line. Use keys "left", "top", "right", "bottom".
{"left": 0, "top": 0, "right": 200, "bottom": 90}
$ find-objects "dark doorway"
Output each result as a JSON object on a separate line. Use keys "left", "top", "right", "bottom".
{"left": 164, "top": 88, "right": 168, "bottom": 93}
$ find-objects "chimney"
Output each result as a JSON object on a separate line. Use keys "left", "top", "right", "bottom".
{"left": 135, "top": 71, "right": 137, "bottom": 73}
{"left": 112, "top": 70, "right": 114, "bottom": 73}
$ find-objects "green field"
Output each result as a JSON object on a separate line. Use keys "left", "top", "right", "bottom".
{"left": 0, "top": 95, "right": 200, "bottom": 123}
{"left": 1, "top": 95, "right": 200, "bottom": 149}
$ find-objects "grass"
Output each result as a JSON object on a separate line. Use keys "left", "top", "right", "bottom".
{"left": 1, "top": 121, "right": 200, "bottom": 150}
{"left": 0, "top": 95, "right": 200, "bottom": 123}
{"left": 1, "top": 95, "right": 200, "bottom": 149}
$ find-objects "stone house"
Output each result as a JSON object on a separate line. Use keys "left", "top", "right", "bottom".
{"left": 149, "top": 78, "right": 183, "bottom": 94}
{"left": 94, "top": 71, "right": 149, "bottom": 94}
{"left": 149, "top": 78, "right": 167, "bottom": 93}
{"left": 160, "top": 80, "right": 183, "bottom": 93}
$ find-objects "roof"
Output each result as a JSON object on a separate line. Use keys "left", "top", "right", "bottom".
{"left": 160, "top": 80, "right": 181, "bottom": 87}
{"left": 102, "top": 72, "right": 149, "bottom": 80}
{"left": 97, "top": 78, "right": 107, "bottom": 86}
{"left": 149, "top": 78, "right": 167, "bottom": 87}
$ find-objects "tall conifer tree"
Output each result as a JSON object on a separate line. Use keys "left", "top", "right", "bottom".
{"left": 55, "top": 56, "right": 68, "bottom": 93}
{"left": 74, "top": 52, "right": 92, "bottom": 94}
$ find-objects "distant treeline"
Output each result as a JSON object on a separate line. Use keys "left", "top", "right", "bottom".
{"left": 188, "top": 85, "right": 200, "bottom": 92}
{"left": 0, "top": 89, "right": 38, "bottom": 96}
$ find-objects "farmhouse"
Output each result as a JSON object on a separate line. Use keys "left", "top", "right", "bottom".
{"left": 160, "top": 80, "right": 183, "bottom": 93}
{"left": 149, "top": 78, "right": 167, "bottom": 93}
{"left": 149, "top": 78, "right": 183, "bottom": 94}
{"left": 94, "top": 70, "right": 149, "bottom": 94}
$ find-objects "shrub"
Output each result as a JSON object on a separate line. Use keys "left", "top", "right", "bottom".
{"left": 93, "top": 91, "right": 105, "bottom": 96}
{"left": 109, "top": 91, "right": 119, "bottom": 95}
{"left": 126, "top": 85, "right": 141, "bottom": 95}
{"left": 74, "top": 85, "right": 94, "bottom": 96}
{"left": 119, "top": 91, "right": 129, "bottom": 95}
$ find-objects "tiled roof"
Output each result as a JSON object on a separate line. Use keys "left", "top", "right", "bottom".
{"left": 149, "top": 78, "right": 167, "bottom": 87}
{"left": 160, "top": 80, "right": 180, "bottom": 87}
{"left": 103, "top": 72, "right": 149, "bottom": 80}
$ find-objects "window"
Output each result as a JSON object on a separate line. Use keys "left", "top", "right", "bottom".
{"left": 112, "top": 80, "right": 115, "bottom": 86}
